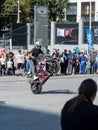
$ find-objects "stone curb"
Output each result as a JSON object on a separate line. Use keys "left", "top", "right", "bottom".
{"left": 0, "top": 74, "right": 98, "bottom": 82}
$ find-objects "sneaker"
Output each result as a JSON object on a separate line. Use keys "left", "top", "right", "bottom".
{"left": 33, "top": 75, "right": 39, "bottom": 80}
{"left": 27, "top": 71, "right": 32, "bottom": 75}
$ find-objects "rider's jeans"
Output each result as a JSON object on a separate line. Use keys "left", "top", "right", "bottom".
{"left": 28, "top": 59, "right": 35, "bottom": 75}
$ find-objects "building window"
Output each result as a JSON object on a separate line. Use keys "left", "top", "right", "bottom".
{"left": 81, "top": 2, "right": 95, "bottom": 22}
{"left": 66, "top": 3, "right": 77, "bottom": 22}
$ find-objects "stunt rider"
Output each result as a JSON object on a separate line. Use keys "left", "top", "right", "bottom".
{"left": 28, "top": 41, "right": 44, "bottom": 80}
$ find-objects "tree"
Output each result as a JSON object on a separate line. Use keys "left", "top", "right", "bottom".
{"left": 0, "top": 0, "right": 69, "bottom": 29}
{"left": 29, "top": 0, "right": 69, "bottom": 22}
{"left": 19, "top": 0, "right": 31, "bottom": 23}
{"left": 1, "top": 0, "right": 18, "bottom": 28}
{"left": 1, "top": 0, "right": 31, "bottom": 27}
{"left": 0, "top": 0, "right": 6, "bottom": 31}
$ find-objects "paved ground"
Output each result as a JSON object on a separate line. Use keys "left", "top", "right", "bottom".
{"left": 0, "top": 74, "right": 98, "bottom": 130}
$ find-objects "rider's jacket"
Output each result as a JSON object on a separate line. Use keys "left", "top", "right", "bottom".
{"left": 30, "top": 47, "right": 44, "bottom": 65}
{"left": 31, "top": 47, "right": 43, "bottom": 57}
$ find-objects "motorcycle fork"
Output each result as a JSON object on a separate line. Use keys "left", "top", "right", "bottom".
{"left": 41, "top": 74, "right": 51, "bottom": 85}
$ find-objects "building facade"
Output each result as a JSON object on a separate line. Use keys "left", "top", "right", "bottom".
{"left": 66, "top": 0, "right": 98, "bottom": 23}
{"left": 1, "top": 1, "right": 98, "bottom": 53}
{"left": 48, "top": 0, "right": 98, "bottom": 53}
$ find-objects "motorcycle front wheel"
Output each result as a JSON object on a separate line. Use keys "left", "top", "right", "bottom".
{"left": 31, "top": 82, "right": 42, "bottom": 94}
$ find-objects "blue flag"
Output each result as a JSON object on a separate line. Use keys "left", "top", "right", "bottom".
{"left": 86, "top": 29, "right": 94, "bottom": 54}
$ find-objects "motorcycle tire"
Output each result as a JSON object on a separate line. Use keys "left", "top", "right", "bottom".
{"left": 46, "top": 58, "right": 60, "bottom": 74}
{"left": 31, "top": 82, "right": 42, "bottom": 94}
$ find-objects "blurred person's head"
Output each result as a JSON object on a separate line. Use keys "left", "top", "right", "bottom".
{"left": 79, "top": 78, "right": 97, "bottom": 102}
{"left": 7, "top": 48, "right": 11, "bottom": 53}
{"left": 18, "top": 50, "right": 21, "bottom": 54}
{"left": 68, "top": 78, "right": 97, "bottom": 114}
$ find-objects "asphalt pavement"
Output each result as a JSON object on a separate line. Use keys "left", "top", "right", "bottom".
{"left": 0, "top": 74, "right": 98, "bottom": 130}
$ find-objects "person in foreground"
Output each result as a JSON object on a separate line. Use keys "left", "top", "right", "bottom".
{"left": 61, "top": 78, "right": 98, "bottom": 130}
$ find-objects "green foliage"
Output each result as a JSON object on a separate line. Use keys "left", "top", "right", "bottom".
{"left": 1, "top": 0, "right": 18, "bottom": 28}
{"left": 0, "top": 0, "right": 5, "bottom": 12}
{"left": 57, "top": 19, "right": 73, "bottom": 24}
{"left": 0, "top": 0, "right": 7, "bottom": 29}
{"left": 3, "top": 0, "right": 17, "bottom": 13}
{"left": 29, "top": 0, "right": 69, "bottom": 22}
{"left": 20, "top": 0, "right": 31, "bottom": 23}
{"left": 0, "top": 0, "right": 69, "bottom": 29}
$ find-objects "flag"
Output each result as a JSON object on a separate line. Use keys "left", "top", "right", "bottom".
{"left": 64, "top": 29, "right": 73, "bottom": 38}
{"left": 57, "top": 28, "right": 65, "bottom": 37}
{"left": 86, "top": 29, "right": 94, "bottom": 54}
{"left": 57, "top": 28, "right": 73, "bottom": 38}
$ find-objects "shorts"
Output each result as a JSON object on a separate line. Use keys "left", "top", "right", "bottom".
{"left": 86, "top": 68, "right": 91, "bottom": 74}
{"left": 17, "top": 63, "right": 24, "bottom": 69}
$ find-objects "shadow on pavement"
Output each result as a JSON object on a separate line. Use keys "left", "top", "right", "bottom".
{"left": 42, "top": 89, "right": 77, "bottom": 95}
{"left": 0, "top": 104, "right": 61, "bottom": 130}
{"left": 0, "top": 101, "right": 5, "bottom": 105}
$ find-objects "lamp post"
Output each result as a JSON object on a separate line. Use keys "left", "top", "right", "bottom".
{"left": 89, "top": 0, "right": 92, "bottom": 30}
{"left": 17, "top": 0, "right": 20, "bottom": 23}
{"left": 87, "top": 0, "right": 93, "bottom": 54}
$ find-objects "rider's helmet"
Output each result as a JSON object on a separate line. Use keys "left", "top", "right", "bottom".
{"left": 35, "top": 41, "right": 41, "bottom": 49}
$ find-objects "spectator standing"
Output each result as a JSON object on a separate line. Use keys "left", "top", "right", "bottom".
{"left": 95, "top": 51, "right": 98, "bottom": 74}
{"left": 64, "top": 49, "right": 68, "bottom": 75}
{"left": 23, "top": 51, "right": 30, "bottom": 75}
{"left": 71, "top": 49, "right": 76, "bottom": 73}
{"left": 6, "top": 48, "right": 15, "bottom": 75}
{"left": 89, "top": 48, "right": 97, "bottom": 74}
{"left": 0, "top": 53, "right": 6, "bottom": 76}
{"left": 16, "top": 50, "right": 24, "bottom": 76}
{"left": 60, "top": 52, "right": 67, "bottom": 75}
{"left": 61, "top": 78, "right": 98, "bottom": 130}
{"left": 67, "top": 50, "right": 73, "bottom": 74}
{"left": 6, "top": 58, "right": 13, "bottom": 75}
{"left": 52, "top": 48, "right": 60, "bottom": 61}
{"left": 79, "top": 52, "right": 88, "bottom": 74}
{"left": 86, "top": 58, "right": 91, "bottom": 74}
{"left": 74, "top": 58, "right": 80, "bottom": 74}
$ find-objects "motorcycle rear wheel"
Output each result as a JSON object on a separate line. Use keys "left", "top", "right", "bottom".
{"left": 31, "top": 82, "right": 42, "bottom": 94}
{"left": 46, "top": 58, "right": 60, "bottom": 74}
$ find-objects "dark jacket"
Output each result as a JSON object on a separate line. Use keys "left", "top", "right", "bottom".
{"left": 61, "top": 98, "right": 98, "bottom": 130}
{"left": 31, "top": 47, "right": 43, "bottom": 58}
{"left": 30, "top": 47, "right": 43, "bottom": 65}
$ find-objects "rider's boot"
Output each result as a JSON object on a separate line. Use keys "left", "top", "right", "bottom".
{"left": 33, "top": 75, "right": 39, "bottom": 80}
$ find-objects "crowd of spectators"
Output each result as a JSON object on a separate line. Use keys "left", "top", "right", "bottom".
{"left": 0, "top": 48, "right": 26, "bottom": 76}
{"left": 51, "top": 47, "right": 98, "bottom": 75}
{"left": 0, "top": 47, "right": 98, "bottom": 76}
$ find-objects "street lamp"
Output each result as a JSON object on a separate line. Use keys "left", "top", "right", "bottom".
{"left": 89, "top": 0, "right": 92, "bottom": 30}
{"left": 17, "top": 0, "right": 20, "bottom": 23}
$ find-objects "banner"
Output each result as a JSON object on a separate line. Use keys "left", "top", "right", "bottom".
{"left": 86, "top": 29, "right": 94, "bottom": 54}
{"left": 57, "top": 28, "right": 73, "bottom": 38}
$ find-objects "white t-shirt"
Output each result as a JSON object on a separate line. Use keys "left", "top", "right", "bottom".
{"left": 0, "top": 58, "right": 6, "bottom": 65}
{"left": 7, "top": 61, "right": 13, "bottom": 69}
{"left": 16, "top": 54, "right": 24, "bottom": 63}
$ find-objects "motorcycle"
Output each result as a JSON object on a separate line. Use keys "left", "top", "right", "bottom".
{"left": 27, "top": 54, "right": 60, "bottom": 94}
